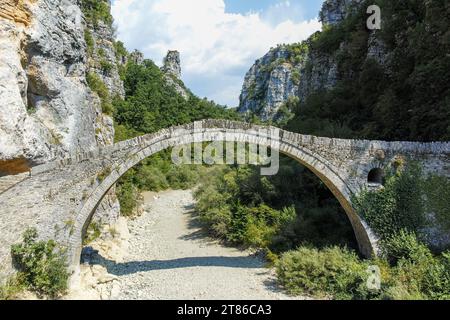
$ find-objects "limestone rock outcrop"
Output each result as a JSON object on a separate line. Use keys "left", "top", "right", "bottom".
{"left": 162, "top": 50, "right": 181, "bottom": 79}
{"left": 238, "top": 46, "right": 300, "bottom": 121}
{"left": 319, "top": 0, "right": 362, "bottom": 26}
{"left": 161, "top": 50, "right": 189, "bottom": 100}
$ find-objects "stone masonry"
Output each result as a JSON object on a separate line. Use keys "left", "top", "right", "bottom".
{"left": 0, "top": 119, "right": 448, "bottom": 284}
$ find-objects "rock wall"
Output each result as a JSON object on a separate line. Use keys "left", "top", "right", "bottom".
{"left": 161, "top": 50, "right": 189, "bottom": 100}
{"left": 319, "top": 0, "right": 362, "bottom": 25}
{"left": 238, "top": 0, "right": 364, "bottom": 121}
{"left": 83, "top": 2, "right": 126, "bottom": 225}
{"left": 0, "top": 0, "right": 122, "bottom": 223}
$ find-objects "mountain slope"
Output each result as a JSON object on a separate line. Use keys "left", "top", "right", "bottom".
{"left": 239, "top": 0, "right": 450, "bottom": 142}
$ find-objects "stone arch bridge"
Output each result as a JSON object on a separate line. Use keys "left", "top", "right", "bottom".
{"left": 0, "top": 119, "right": 448, "bottom": 281}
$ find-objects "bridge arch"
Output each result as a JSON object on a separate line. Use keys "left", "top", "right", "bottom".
{"left": 67, "top": 120, "right": 378, "bottom": 272}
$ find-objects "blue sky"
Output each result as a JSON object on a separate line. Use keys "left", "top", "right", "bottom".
{"left": 225, "top": 0, "right": 322, "bottom": 20}
{"left": 111, "top": 0, "right": 323, "bottom": 106}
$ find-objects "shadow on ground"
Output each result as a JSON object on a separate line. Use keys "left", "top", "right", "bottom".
{"left": 85, "top": 253, "right": 264, "bottom": 276}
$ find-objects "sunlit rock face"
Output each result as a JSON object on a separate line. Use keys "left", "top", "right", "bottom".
{"left": 161, "top": 50, "right": 190, "bottom": 100}
{"left": 1, "top": 0, "right": 98, "bottom": 169}
{"left": 320, "top": 0, "right": 362, "bottom": 26}
{"left": 162, "top": 50, "right": 182, "bottom": 79}
{"left": 238, "top": 0, "right": 382, "bottom": 122}
{"left": 0, "top": 0, "right": 121, "bottom": 222}
{"left": 238, "top": 46, "right": 301, "bottom": 121}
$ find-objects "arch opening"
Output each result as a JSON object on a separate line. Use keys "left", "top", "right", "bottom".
{"left": 70, "top": 124, "right": 378, "bottom": 273}
{"left": 368, "top": 168, "right": 384, "bottom": 185}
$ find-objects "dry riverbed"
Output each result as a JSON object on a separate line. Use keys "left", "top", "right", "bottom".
{"left": 67, "top": 189, "right": 305, "bottom": 300}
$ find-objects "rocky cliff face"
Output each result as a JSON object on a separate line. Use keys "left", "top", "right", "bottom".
{"left": 0, "top": 0, "right": 122, "bottom": 224}
{"left": 238, "top": 0, "right": 365, "bottom": 121}
{"left": 161, "top": 50, "right": 189, "bottom": 100}
{"left": 238, "top": 46, "right": 301, "bottom": 121}
{"left": 319, "top": 0, "right": 362, "bottom": 25}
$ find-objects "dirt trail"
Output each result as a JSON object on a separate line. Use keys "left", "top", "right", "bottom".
{"left": 72, "top": 189, "right": 305, "bottom": 300}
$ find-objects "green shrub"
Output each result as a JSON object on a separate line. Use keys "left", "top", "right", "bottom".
{"left": 83, "top": 222, "right": 102, "bottom": 245}
{"left": 135, "top": 165, "right": 169, "bottom": 191}
{"left": 374, "top": 230, "right": 450, "bottom": 300}
{"left": 11, "top": 229, "right": 69, "bottom": 298}
{"left": 423, "top": 174, "right": 450, "bottom": 232}
{"left": 100, "top": 59, "right": 114, "bottom": 75}
{"left": 117, "top": 181, "right": 140, "bottom": 217}
{"left": 84, "top": 29, "right": 94, "bottom": 56}
{"left": 81, "top": 0, "right": 113, "bottom": 26}
{"left": 97, "top": 48, "right": 106, "bottom": 57}
{"left": 114, "top": 41, "right": 128, "bottom": 61}
{"left": 166, "top": 165, "right": 199, "bottom": 190}
{"left": 86, "top": 72, "right": 113, "bottom": 115}
{"left": 381, "top": 230, "right": 432, "bottom": 264}
{"left": 276, "top": 246, "right": 370, "bottom": 299}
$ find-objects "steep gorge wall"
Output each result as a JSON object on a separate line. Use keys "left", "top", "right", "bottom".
{"left": 238, "top": 0, "right": 364, "bottom": 121}
{"left": 0, "top": 0, "right": 121, "bottom": 224}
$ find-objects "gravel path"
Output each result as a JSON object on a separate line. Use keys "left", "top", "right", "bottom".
{"left": 102, "top": 189, "right": 301, "bottom": 300}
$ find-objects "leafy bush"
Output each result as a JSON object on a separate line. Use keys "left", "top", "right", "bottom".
{"left": 117, "top": 181, "right": 141, "bottom": 217}
{"left": 114, "top": 41, "right": 128, "bottom": 61}
{"left": 276, "top": 246, "right": 370, "bottom": 299}
{"left": 379, "top": 231, "right": 450, "bottom": 300}
{"left": 135, "top": 165, "right": 169, "bottom": 191}
{"left": 166, "top": 165, "right": 200, "bottom": 190}
{"left": 100, "top": 59, "right": 114, "bottom": 75}
{"left": 423, "top": 174, "right": 450, "bottom": 232}
{"left": 381, "top": 229, "right": 431, "bottom": 264}
{"left": 86, "top": 72, "right": 113, "bottom": 115}
{"left": 83, "top": 222, "right": 102, "bottom": 245}
{"left": 11, "top": 229, "right": 69, "bottom": 298}
{"left": 81, "top": 0, "right": 113, "bottom": 26}
{"left": 274, "top": 228, "right": 450, "bottom": 300}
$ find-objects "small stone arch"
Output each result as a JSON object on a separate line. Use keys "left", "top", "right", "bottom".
{"left": 66, "top": 121, "right": 379, "bottom": 273}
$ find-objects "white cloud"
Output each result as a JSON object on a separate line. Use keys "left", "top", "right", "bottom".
{"left": 111, "top": 0, "right": 321, "bottom": 106}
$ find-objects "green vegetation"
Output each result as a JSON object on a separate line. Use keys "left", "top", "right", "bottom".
{"left": 276, "top": 246, "right": 370, "bottom": 299}
{"left": 194, "top": 159, "right": 357, "bottom": 253}
{"left": 8, "top": 229, "right": 69, "bottom": 299}
{"left": 423, "top": 175, "right": 450, "bottom": 233}
{"left": 83, "top": 221, "right": 102, "bottom": 245}
{"left": 353, "top": 163, "right": 427, "bottom": 240}
{"left": 86, "top": 72, "right": 113, "bottom": 115}
{"left": 108, "top": 0, "right": 449, "bottom": 300}
{"left": 97, "top": 166, "right": 112, "bottom": 183}
{"left": 286, "top": 0, "right": 450, "bottom": 142}
{"left": 0, "top": 275, "right": 26, "bottom": 300}
{"left": 84, "top": 29, "right": 94, "bottom": 56}
{"left": 113, "top": 58, "right": 240, "bottom": 217}
{"left": 100, "top": 59, "right": 114, "bottom": 75}
{"left": 276, "top": 231, "right": 450, "bottom": 300}
{"left": 81, "top": 0, "right": 113, "bottom": 26}
{"left": 274, "top": 161, "right": 450, "bottom": 300}
{"left": 114, "top": 41, "right": 128, "bottom": 61}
